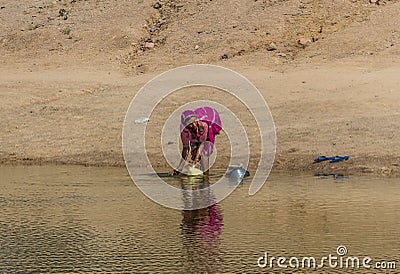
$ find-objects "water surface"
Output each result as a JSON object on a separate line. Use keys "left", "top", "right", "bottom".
{"left": 0, "top": 166, "right": 399, "bottom": 273}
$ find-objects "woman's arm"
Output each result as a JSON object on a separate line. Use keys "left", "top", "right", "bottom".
{"left": 170, "top": 146, "right": 190, "bottom": 176}
{"left": 193, "top": 142, "right": 204, "bottom": 166}
{"left": 194, "top": 142, "right": 210, "bottom": 175}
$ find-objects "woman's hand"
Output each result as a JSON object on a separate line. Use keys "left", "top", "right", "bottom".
{"left": 192, "top": 159, "right": 201, "bottom": 168}
{"left": 169, "top": 169, "right": 180, "bottom": 176}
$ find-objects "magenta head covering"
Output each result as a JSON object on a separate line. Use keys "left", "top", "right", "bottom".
{"left": 180, "top": 110, "right": 196, "bottom": 130}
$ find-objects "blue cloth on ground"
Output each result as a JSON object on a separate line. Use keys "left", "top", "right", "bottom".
{"left": 314, "top": 155, "right": 349, "bottom": 163}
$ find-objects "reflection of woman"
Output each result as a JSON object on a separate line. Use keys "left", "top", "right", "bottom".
{"left": 180, "top": 176, "right": 224, "bottom": 273}
{"left": 171, "top": 107, "right": 222, "bottom": 176}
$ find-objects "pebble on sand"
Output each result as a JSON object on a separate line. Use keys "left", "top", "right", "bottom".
{"left": 153, "top": 2, "right": 162, "bottom": 9}
{"left": 267, "top": 42, "right": 277, "bottom": 51}
{"left": 144, "top": 42, "right": 155, "bottom": 49}
{"left": 221, "top": 53, "right": 232, "bottom": 60}
{"left": 297, "top": 37, "right": 311, "bottom": 48}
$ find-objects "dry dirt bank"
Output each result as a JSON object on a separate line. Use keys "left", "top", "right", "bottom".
{"left": 0, "top": 0, "right": 399, "bottom": 176}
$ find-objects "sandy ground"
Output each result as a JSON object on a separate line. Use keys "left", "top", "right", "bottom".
{"left": 1, "top": 0, "right": 399, "bottom": 176}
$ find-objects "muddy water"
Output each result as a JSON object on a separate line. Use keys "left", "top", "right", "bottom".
{"left": 0, "top": 166, "right": 399, "bottom": 273}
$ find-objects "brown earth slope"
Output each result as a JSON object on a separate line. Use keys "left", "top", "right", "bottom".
{"left": 0, "top": 0, "right": 399, "bottom": 175}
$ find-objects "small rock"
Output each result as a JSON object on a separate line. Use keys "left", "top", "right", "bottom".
{"left": 144, "top": 42, "right": 154, "bottom": 49}
{"left": 237, "top": 49, "right": 245, "bottom": 56}
{"left": 276, "top": 52, "right": 286, "bottom": 57}
{"left": 370, "top": 0, "right": 379, "bottom": 4}
{"left": 153, "top": 2, "right": 162, "bottom": 9}
{"left": 381, "top": 167, "right": 391, "bottom": 174}
{"left": 194, "top": 44, "right": 200, "bottom": 50}
{"left": 221, "top": 53, "right": 232, "bottom": 60}
{"left": 386, "top": 42, "right": 394, "bottom": 48}
{"left": 58, "top": 8, "right": 68, "bottom": 20}
{"left": 297, "top": 37, "right": 311, "bottom": 48}
{"left": 267, "top": 42, "right": 277, "bottom": 51}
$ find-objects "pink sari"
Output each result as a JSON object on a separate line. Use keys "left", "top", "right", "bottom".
{"left": 180, "top": 107, "right": 222, "bottom": 156}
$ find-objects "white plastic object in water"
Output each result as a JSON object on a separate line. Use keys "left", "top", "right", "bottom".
{"left": 227, "top": 168, "right": 246, "bottom": 179}
{"left": 187, "top": 166, "right": 203, "bottom": 176}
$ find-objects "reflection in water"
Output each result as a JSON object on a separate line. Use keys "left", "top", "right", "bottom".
{"left": 180, "top": 176, "right": 224, "bottom": 273}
